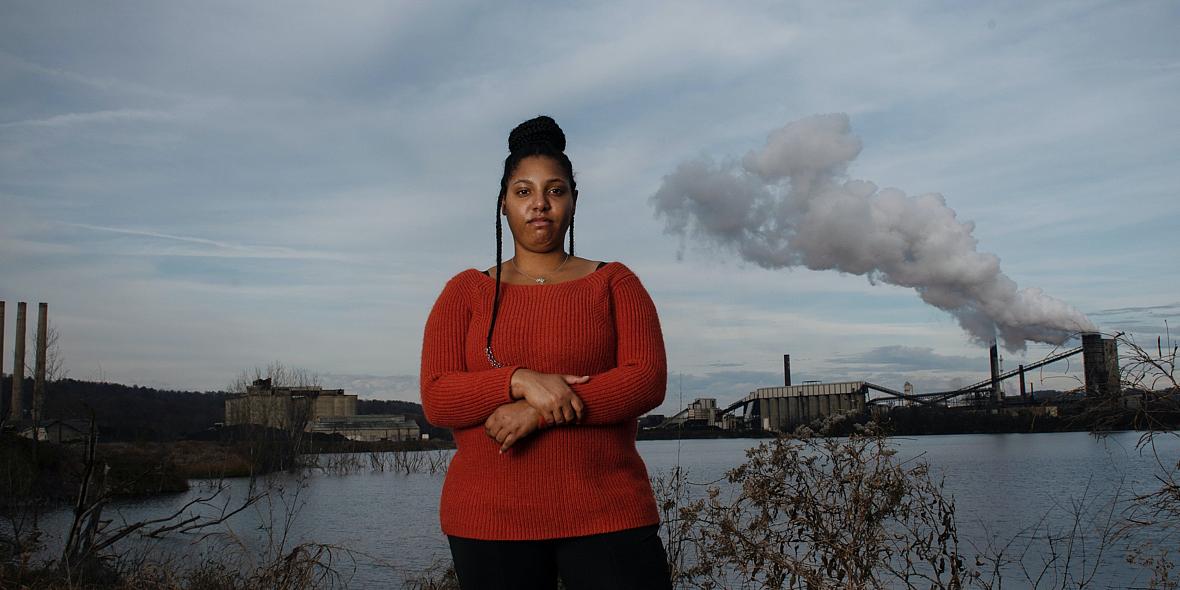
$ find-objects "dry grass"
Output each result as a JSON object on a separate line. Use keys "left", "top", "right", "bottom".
{"left": 656, "top": 426, "right": 964, "bottom": 589}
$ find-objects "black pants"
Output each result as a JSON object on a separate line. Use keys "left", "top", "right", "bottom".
{"left": 448, "top": 524, "right": 673, "bottom": 590}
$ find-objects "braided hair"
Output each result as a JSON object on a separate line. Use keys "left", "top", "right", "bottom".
{"left": 485, "top": 115, "right": 577, "bottom": 368}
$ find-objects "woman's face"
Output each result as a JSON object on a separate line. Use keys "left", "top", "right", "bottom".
{"left": 503, "top": 155, "right": 576, "bottom": 254}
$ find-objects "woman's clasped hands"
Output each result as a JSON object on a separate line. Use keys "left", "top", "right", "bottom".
{"left": 484, "top": 368, "right": 588, "bottom": 453}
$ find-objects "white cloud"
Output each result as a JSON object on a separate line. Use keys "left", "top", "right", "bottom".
{"left": 62, "top": 222, "right": 344, "bottom": 261}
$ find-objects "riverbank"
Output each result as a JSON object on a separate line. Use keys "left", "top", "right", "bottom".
{"left": 7, "top": 398, "right": 1166, "bottom": 502}
{"left": 8, "top": 432, "right": 1176, "bottom": 588}
{"left": 0, "top": 431, "right": 457, "bottom": 504}
{"left": 644, "top": 394, "right": 1179, "bottom": 439}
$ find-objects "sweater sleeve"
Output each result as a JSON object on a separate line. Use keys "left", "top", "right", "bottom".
{"left": 571, "top": 271, "right": 667, "bottom": 425}
{"left": 420, "top": 273, "right": 519, "bottom": 429}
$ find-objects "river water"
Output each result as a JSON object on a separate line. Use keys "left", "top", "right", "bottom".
{"left": 32, "top": 431, "right": 1180, "bottom": 588}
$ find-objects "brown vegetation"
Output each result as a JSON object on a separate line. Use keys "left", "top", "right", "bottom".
{"left": 656, "top": 426, "right": 966, "bottom": 589}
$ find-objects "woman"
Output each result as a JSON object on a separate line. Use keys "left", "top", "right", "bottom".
{"left": 420, "top": 115, "right": 673, "bottom": 590}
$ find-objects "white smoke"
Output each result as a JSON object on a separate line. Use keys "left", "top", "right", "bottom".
{"left": 650, "top": 113, "right": 1096, "bottom": 351}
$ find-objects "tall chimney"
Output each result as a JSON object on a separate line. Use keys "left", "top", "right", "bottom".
{"left": 1018, "top": 364, "right": 1026, "bottom": 399}
{"left": 1, "top": 301, "right": 5, "bottom": 419}
{"left": 1081, "top": 332, "right": 1120, "bottom": 396}
{"left": 783, "top": 354, "right": 792, "bottom": 387}
{"left": 989, "top": 342, "right": 1001, "bottom": 404}
{"left": 1, "top": 300, "right": 5, "bottom": 379}
{"left": 11, "top": 302, "right": 26, "bottom": 421}
{"left": 33, "top": 302, "right": 47, "bottom": 431}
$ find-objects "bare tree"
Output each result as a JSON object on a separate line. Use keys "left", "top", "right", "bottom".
{"left": 1113, "top": 327, "right": 1180, "bottom": 589}
{"left": 23, "top": 320, "right": 67, "bottom": 383}
{"left": 58, "top": 413, "right": 266, "bottom": 583}
{"left": 227, "top": 361, "right": 320, "bottom": 394}
{"left": 225, "top": 362, "right": 323, "bottom": 474}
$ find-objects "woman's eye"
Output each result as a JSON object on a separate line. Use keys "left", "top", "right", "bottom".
{"left": 516, "top": 189, "right": 529, "bottom": 196}
{"left": 549, "top": 187, "right": 565, "bottom": 195}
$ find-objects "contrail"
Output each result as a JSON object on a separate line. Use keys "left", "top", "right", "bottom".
{"left": 650, "top": 113, "right": 1095, "bottom": 351}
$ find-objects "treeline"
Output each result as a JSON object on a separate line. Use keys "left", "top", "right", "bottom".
{"left": 0, "top": 377, "right": 443, "bottom": 442}
{"left": 1, "top": 377, "right": 227, "bottom": 441}
{"left": 880, "top": 405, "right": 1075, "bottom": 435}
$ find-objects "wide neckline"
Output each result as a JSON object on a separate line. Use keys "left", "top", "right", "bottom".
{"left": 471, "top": 261, "right": 618, "bottom": 288}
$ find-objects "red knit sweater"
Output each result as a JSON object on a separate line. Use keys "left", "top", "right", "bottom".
{"left": 420, "top": 262, "right": 667, "bottom": 540}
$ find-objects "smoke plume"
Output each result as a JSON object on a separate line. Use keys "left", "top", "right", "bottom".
{"left": 650, "top": 113, "right": 1095, "bottom": 351}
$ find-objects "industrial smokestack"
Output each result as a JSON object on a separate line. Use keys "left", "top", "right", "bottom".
{"left": 11, "top": 302, "right": 26, "bottom": 421}
{"left": 650, "top": 114, "right": 1096, "bottom": 351}
{"left": 784, "top": 354, "right": 792, "bottom": 387}
{"left": 0, "top": 301, "right": 5, "bottom": 385}
{"left": 989, "top": 343, "right": 1001, "bottom": 403}
{"left": 1082, "top": 332, "right": 1120, "bottom": 396}
{"left": 1, "top": 302, "right": 5, "bottom": 420}
{"left": 33, "top": 302, "right": 47, "bottom": 431}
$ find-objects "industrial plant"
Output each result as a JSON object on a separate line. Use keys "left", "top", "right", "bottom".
{"left": 224, "top": 378, "right": 420, "bottom": 442}
{"left": 0, "top": 298, "right": 1134, "bottom": 440}
{"left": 655, "top": 333, "right": 1127, "bottom": 434}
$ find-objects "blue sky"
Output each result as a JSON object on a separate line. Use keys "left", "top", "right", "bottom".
{"left": 1, "top": 1, "right": 1177, "bottom": 414}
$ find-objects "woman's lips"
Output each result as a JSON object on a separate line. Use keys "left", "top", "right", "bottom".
{"left": 527, "top": 218, "right": 553, "bottom": 227}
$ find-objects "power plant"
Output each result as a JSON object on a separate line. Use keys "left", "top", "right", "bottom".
{"left": 0, "top": 299, "right": 1127, "bottom": 439}
{"left": 657, "top": 334, "right": 1124, "bottom": 434}
{"left": 224, "top": 378, "right": 420, "bottom": 442}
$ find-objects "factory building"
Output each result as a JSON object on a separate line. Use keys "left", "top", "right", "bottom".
{"left": 743, "top": 381, "right": 867, "bottom": 433}
{"left": 224, "top": 379, "right": 355, "bottom": 430}
{"left": 659, "top": 398, "right": 719, "bottom": 428}
{"left": 225, "top": 379, "right": 419, "bottom": 441}
{"left": 309, "top": 415, "right": 419, "bottom": 442}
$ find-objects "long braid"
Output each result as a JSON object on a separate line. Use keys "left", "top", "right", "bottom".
{"left": 486, "top": 195, "right": 505, "bottom": 368}
{"left": 485, "top": 115, "right": 575, "bottom": 368}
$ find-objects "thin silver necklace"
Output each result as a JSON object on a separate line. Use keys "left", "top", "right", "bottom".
{"left": 510, "top": 253, "right": 570, "bottom": 284}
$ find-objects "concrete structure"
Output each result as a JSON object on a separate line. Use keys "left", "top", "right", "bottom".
{"left": 33, "top": 302, "right": 47, "bottom": 428}
{"left": 11, "top": 302, "right": 26, "bottom": 421}
{"left": 309, "top": 415, "right": 420, "bottom": 442}
{"left": 739, "top": 381, "right": 868, "bottom": 433}
{"left": 719, "top": 413, "right": 743, "bottom": 430}
{"left": 660, "top": 398, "right": 720, "bottom": 428}
{"left": 1, "top": 301, "right": 5, "bottom": 405}
{"left": 989, "top": 343, "right": 1002, "bottom": 403}
{"left": 1082, "top": 333, "right": 1121, "bottom": 397}
{"left": 225, "top": 378, "right": 418, "bottom": 441}
{"left": 225, "top": 378, "right": 357, "bottom": 430}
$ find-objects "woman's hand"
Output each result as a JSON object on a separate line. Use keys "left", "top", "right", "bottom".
{"left": 509, "top": 368, "right": 588, "bottom": 425}
{"left": 485, "top": 400, "right": 544, "bottom": 453}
